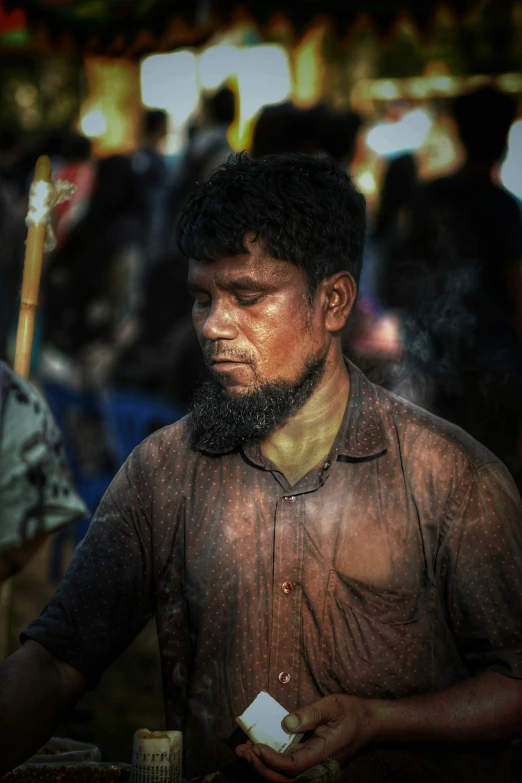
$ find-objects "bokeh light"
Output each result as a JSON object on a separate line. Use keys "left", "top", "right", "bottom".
{"left": 81, "top": 58, "right": 140, "bottom": 155}
{"left": 228, "top": 45, "right": 291, "bottom": 150}
{"left": 80, "top": 108, "right": 107, "bottom": 138}
{"left": 500, "top": 119, "right": 522, "bottom": 201}
{"left": 198, "top": 45, "right": 240, "bottom": 90}
{"left": 292, "top": 25, "right": 325, "bottom": 108}
{"left": 366, "top": 107, "right": 433, "bottom": 157}
{"left": 140, "top": 50, "right": 199, "bottom": 152}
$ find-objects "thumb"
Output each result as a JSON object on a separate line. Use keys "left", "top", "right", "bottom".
{"left": 282, "top": 700, "right": 328, "bottom": 734}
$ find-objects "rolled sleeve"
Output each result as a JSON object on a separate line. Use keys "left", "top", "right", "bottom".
{"left": 439, "top": 460, "right": 522, "bottom": 679}
{"left": 21, "top": 448, "right": 155, "bottom": 687}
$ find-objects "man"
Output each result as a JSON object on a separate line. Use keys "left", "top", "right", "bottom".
{"left": 0, "top": 154, "right": 521, "bottom": 782}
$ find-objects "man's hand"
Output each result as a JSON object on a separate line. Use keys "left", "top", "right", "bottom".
{"left": 235, "top": 694, "right": 375, "bottom": 783}
{"left": 235, "top": 672, "right": 522, "bottom": 782}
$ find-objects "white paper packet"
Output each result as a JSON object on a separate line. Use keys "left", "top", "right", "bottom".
{"left": 236, "top": 691, "right": 304, "bottom": 754}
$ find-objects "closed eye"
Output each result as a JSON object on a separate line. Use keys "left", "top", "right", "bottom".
{"left": 192, "top": 295, "right": 210, "bottom": 307}
{"left": 235, "top": 294, "right": 264, "bottom": 307}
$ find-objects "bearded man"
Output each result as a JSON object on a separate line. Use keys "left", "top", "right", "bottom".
{"left": 0, "top": 154, "right": 521, "bottom": 783}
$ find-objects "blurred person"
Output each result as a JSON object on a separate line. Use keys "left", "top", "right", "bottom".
{"left": 426, "top": 86, "right": 522, "bottom": 345}
{"left": 106, "top": 89, "right": 238, "bottom": 406}
{"left": 252, "top": 103, "right": 361, "bottom": 165}
{"left": 132, "top": 109, "right": 169, "bottom": 267}
{"left": 0, "top": 155, "right": 521, "bottom": 783}
{"left": 44, "top": 154, "right": 146, "bottom": 361}
{"left": 163, "top": 85, "right": 236, "bottom": 237}
{"left": 184, "top": 85, "right": 236, "bottom": 183}
{"left": 252, "top": 103, "right": 324, "bottom": 157}
{"left": 385, "top": 87, "right": 522, "bottom": 482}
{"left": 370, "top": 153, "right": 420, "bottom": 308}
{"left": 341, "top": 154, "right": 419, "bottom": 385}
{"left": 0, "top": 361, "right": 87, "bottom": 585}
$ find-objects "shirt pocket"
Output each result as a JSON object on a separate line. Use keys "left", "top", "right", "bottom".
{"left": 319, "top": 570, "right": 435, "bottom": 698}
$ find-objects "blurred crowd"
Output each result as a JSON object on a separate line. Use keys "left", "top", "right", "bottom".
{"left": 1, "top": 83, "right": 522, "bottom": 489}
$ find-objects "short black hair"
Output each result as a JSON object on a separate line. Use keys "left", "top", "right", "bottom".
{"left": 143, "top": 109, "right": 168, "bottom": 136}
{"left": 209, "top": 85, "right": 235, "bottom": 126}
{"left": 453, "top": 86, "right": 515, "bottom": 163}
{"left": 176, "top": 152, "right": 366, "bottom": 293}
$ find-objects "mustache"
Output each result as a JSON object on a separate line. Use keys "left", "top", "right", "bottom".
{"left": 203, "top": 344, "right": 254, "bottom": 365}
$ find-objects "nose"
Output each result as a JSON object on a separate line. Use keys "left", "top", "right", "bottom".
{"left": 199, "top": 299, "right": 239, "bottom": 342}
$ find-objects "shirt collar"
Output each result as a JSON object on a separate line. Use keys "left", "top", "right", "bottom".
{"left": 196, "top": 359, "right": 389, "bottom": 463}
{"left": 336, "top": 358, "right": 389, "bottom": 459}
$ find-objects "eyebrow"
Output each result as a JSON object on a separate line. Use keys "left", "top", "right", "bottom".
{"left": 187, "top": 277, "right": 269, "bottom": 294}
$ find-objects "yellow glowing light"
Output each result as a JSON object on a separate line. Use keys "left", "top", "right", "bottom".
{"left": 407, "top": 77, "right": 431, "bottom": 100}
{"left": 198, "top": 45, "right": 241, "bottom": 90}
{"left": 356, "top": 169, "right": 377, "bottom": 197}
{"left": 81, "top": 58, "right": 140, "bottom": 155}
{"left": 417, "top": 114, "right": 463, "bottom": 180}
{"left": 497, "top": 73, "right": 522, "bottom": 94}
{"left": 372, "top": 80, "right": 400, "bottom": 101}
{"left": 292, "top": 25, "right": 325, "bottom": 108}
{"left": 228, "top": 45, "right": 291, "bottom": 151}
{"left": 80, "top": 108, "right": 107, "bottom": 138}
{"left": 428, "top": 75, "right": 454, "bottom": 96}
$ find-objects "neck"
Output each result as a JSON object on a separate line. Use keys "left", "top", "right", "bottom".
{"left": 261, "top": 346, "right": 350, "bottom": 487}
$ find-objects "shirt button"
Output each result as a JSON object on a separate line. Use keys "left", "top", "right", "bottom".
{"left": 284, "top": 495, "right": 296, "bottom": 502}
{"left": 278, "top": 671, "right": 291, "bottom": 685}
{"left": 281, "top": 581, "right": 294, "bottom": 595}
{"left": 322, "top": 461, "right": 330, "bottom": 470}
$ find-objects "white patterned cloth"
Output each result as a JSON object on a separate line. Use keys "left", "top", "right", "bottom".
{"left": 0, "top": 361, "right": 87, "bottom": 552}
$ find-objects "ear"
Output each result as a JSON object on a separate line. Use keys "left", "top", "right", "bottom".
{"left": 321, "top": 272, "right": 357, "bottom": 333}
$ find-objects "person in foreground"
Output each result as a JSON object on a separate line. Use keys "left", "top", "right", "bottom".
{"left": 0, "top": 154, "right": 521, "bottom": 783}
{"left": 0, "top": 361, "right": 87, "bottom": 585}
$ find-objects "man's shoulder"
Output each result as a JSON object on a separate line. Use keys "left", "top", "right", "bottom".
{"left": 136, "top": 414, "right": 192, "bottom": 456}
{"left": 375, "top": 383, "right": 499, "bottom": 473}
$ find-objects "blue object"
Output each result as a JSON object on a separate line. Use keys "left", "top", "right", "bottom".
{"left": 99, "top": 387, "right": 184, "bottom": 469}
{"left": 42, "top": 382, "right": 114, "bottom": 581}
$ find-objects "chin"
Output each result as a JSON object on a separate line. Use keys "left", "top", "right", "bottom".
{"left": 221, "top": 382, "right": 252, "bottom": 396}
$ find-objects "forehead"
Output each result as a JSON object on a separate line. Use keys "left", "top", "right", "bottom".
{"left": 187, "top": 246, "right": 307, "bottom": 290}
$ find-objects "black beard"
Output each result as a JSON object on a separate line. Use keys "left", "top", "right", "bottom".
{"left": 188, "top": 351, "right": 328, "bottom": 453}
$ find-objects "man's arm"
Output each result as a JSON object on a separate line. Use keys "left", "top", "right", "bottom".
{"left": 0, "top": 640, "right": 87, "bottom": 775}
{"left": 236, "top": 672, "right": 522, "bottom": 782}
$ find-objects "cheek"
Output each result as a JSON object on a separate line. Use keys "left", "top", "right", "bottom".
{"left": 246, "top": 305, "right": 316, "bottom": 368}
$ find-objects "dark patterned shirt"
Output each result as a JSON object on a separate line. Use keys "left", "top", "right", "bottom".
{"left": 23, "top": 362, "right": 522, "bottom": 781}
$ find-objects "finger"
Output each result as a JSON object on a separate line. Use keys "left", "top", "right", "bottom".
{"left": 282, "top": 697, "right": 338, "bottom": 734}
{"left": 235, "top": 740, "right": 254, "bottom": 757}
{"left": 252, "top": 739, "right": 328, "bottom": 779}
{"left": 242, "top": 746, "right": 294, "bottom": 783}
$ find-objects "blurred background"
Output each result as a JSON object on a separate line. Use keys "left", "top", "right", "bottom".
{"left": 1, "top": 0, "right": 522, "bottom": 765}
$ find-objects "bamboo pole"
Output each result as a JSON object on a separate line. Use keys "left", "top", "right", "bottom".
{"left": 0, "top": 155, "right": 52, "bottom": 659}
{"left": 14, "top": 155, "right": 52, "bottom": 379}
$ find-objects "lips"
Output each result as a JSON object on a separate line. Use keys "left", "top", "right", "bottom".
{"left": 209, "top": 358, "right": 248, "bottom": 365}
